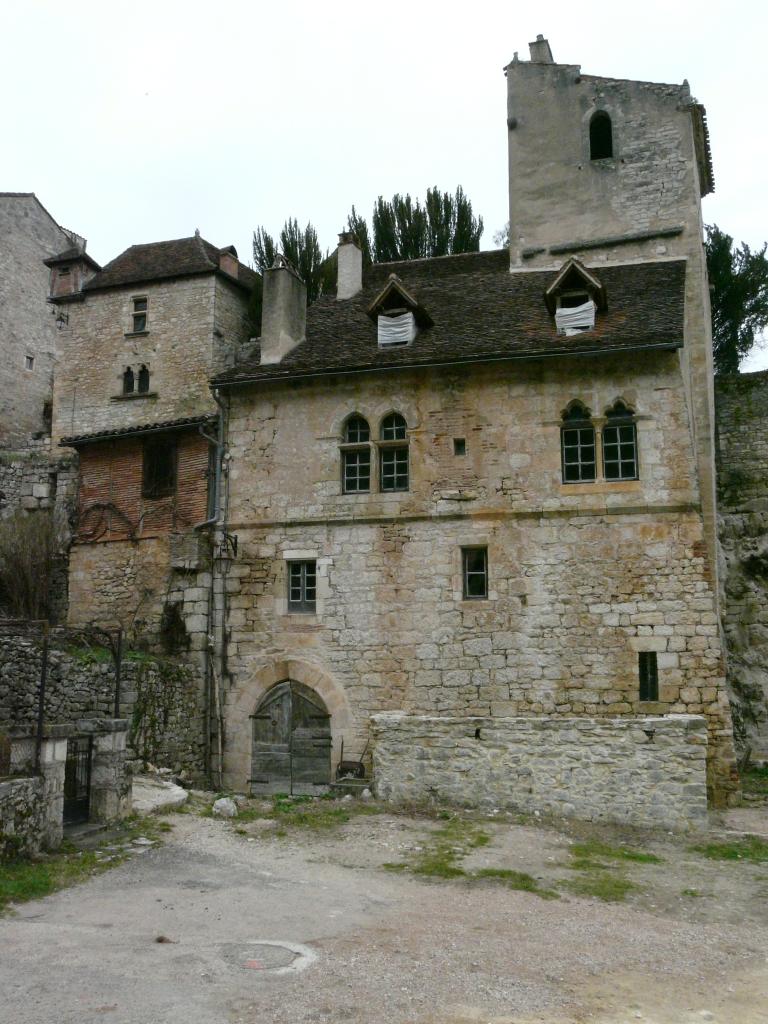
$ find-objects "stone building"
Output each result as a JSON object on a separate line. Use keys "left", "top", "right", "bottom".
{"left": 51, "top": 234, "right": 257, "bottom": 685}
{"left": 0, "top": 193, "right": 92, "bottom": 446}
{"left": 208, "top": 37, "right": 736, "bottom": 820}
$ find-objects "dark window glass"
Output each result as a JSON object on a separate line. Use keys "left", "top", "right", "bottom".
{"left": 137, "top": 364, "right": 150, "bottom": 393}
{"left": 142, "top": 439, "right": 176, "bottom": 499}
{"left": 453, "top": 438, "right": 466, "bottom": 456}
{"left": 345, "top": 415, "right": 370, "bottom": 444}
{"left": 602, "top": 403, "right": 638, "bottom": 480}
{"left": 561, "top": 404, "right": 596, "bottom": 483}
{"left": 381, "top": 413, "right": 407, "bottom": 441}
{"left": 380, "top": 447, "right": 409, "bottom": 491}
{"left": 122, "top": 367, "right": 134, "bottom": 394}
{"left": 590, "top": 111, "right": 613, "bottom": 160}
{"left": 462, "top": 547, "right": 488, "bottom": 599}
{"left": 639, "top": 651, "right": 659, "bottom": 701}
{"left": 288, "top": 560, "right": 316, "bottom": 613}
{"left": 343, "top": 449, "right": 370, "bottom": 493}
{"left": 132, "top": 298, "right": 148, "bottom": 333}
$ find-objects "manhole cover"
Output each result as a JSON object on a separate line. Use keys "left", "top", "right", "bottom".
{"left": 218, "top": 940, "right": 316, "bottom": 974}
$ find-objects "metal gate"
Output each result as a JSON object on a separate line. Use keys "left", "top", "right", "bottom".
{"left": 250, "top": 681, "right": 331, "bottom": 796}
{"left": 64, "top": 736, "right": 92, "bottom": 825}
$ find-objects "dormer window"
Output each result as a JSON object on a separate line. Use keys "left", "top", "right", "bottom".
{"left": 545, "top": 259, "right": 606, "bottom": 337}
{"left": 367, "top": 273, "right": 433, "bottom": 348}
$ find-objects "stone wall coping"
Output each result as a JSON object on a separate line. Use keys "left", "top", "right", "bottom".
{"left": 371, "top": 713, "right": 706, "bottom": 731}
{"left": 74, "top": 718, "right": 129, "bottom": 734}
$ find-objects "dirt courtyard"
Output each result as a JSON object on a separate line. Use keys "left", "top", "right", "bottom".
{"left": 1, "top": 798, "right": 767, "bottom": 1024}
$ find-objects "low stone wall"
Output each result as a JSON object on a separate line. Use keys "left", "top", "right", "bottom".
{"left": 0, "top": 637, "right": 206, "bottom": 778}
{"left": 372, "top": 713, "right": 708, "bottom": 831}
{"left": 0, "top": 776, "right": 46, "bottom": 859}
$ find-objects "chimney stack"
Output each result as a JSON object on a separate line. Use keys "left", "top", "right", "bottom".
{"left": 528, "top": 34, "right": 554, "bottom": 63}
{"left": 336, "top": 231, "right": 363, "bottom": 300}
{"left": 219, "top": 245, "right": 239, "bottom": 279}
{"left": 260, "top": 256, "right": 307, "bottom": 364}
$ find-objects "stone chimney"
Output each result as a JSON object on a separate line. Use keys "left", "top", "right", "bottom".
{"left": 336, "top": 231, "right": 363, "bottom": 300}
{"left": 528, "top": 34, "right": 554, "bottom": 63}
{"left": 260, "top": 256, "right": 307, "bottom": 364}
{"left": 219, "top": 246, "right": 239, "bottom": 279}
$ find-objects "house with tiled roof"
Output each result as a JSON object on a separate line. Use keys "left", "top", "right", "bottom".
{"left": 209, "top": 37, "right": 736, "bottom": 823}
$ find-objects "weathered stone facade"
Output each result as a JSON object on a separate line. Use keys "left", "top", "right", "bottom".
{"left": 716, "top": 369, "right": 768, "bottom": 758}
{"left": 372, "top": 713, "right": 708, "bottom": 831}
{"left": 0, "top": 194, "right": 86, "bottom": 445}
{"left": 0, "top": 732, "right": 67, "bottom": 856}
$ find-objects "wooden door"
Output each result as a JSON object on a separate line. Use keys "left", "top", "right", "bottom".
{"left": 250, "top": 681, "right": 331, "bottom": 796}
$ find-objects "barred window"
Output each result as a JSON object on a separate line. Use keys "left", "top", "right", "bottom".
{"left": 561, "top": 402, "right": 596, "bottom": 483}
{"left": 602, "top": 401, "right": 638, "bottom": 480}
{"left": 341, "top": 415, "right": 371, "bottom": 493}
{"left": 288, "top": 560, "right": 316, "bottom": 613}
{"left": 462, "top": 547, "right": 488, "bottom": 599}
{"left": 379, "top": 413, "right": 409, "bottom": 491}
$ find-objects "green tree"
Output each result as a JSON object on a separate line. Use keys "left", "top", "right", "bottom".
{"left": 352, "top": 186, "right": 483, "bottom": 264}
{"left": 252, "top": 218, "right": 328, "bottom": 305}
{"left": 706, "top": 224, "right": 768, "bottom": 375}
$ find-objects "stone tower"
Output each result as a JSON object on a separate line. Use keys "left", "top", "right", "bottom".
{"left": 504, "top": 37, "right": 719, "bottom": 581}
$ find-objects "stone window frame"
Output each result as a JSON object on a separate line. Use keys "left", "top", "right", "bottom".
{"left": 561, "top": 401, "right": 597, "bottom": 483}
{"left": 126, "top": 295, "right": 149, "bottom": 337}
{"left": 582, "top": 104, "right": 619, "bottom": 166}
{"left": 377, "top": 412, "right": 409, "bottom": 492}
{"left": 638, "top": 651, "right": 659, "bottom": 702}
{"left": 461, "top": 546, "right": 488, "bottom": 600}
{"left": 287, "top": 559, "right": 317, "bottom": 614}
{"left": 340, "top": 413, "right": 372, "bottom": 494}
{"left": 114, "top": 362, "right": 156, "bottom": 401}
{"left": 275, "top": 549, "right": 331, "bottom": 619}
{"left": 601, "top": 400, "right": 639, "bottom": 481}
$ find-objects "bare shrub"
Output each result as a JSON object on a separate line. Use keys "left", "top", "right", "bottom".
{"left": 0, "top": 511, "right": 56, "bottom": 619}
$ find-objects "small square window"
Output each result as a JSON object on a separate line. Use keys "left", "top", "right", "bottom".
{"left": 453, "top": 438, "right": 466, "bottom": 456}
{"left": 142, "top": 439, "right": 176, "bottom": 499}
{"left": 132, "top": 297, "right": 148, "bottom": 333}
{"left": 287, "top": 560, "right": 316, "bottom": 613}
{"left": 462, "top": 547, "right": 488, "bottom": 599}
{"left": 639, "top": 651, "right": 659, "bottom": 701}
{"left": 24, "top": 355, "right": 34, "bottom": 371}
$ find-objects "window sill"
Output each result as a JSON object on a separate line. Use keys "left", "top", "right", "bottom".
{"left": 124, "top": 330, "right": 150, "bottom": 338}
{"left": 558, "top": 480, "right": 641, "bottom": 495}
{"left": 111, "top": 391, "right": 158, "bottom": 402}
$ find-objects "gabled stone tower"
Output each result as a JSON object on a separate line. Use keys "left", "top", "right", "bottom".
{"left": 505, "top": 37, "right": 719, "bottom": 582}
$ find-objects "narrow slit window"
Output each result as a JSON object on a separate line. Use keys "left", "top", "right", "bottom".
{"left": 24, "top": 355, "right": 35, "bottom": 371}
{"left": 287, "top": 560, "right": 316, "bottom": 613}
{"left": 122, "top": 366, "right": 135, "bottom": 394}
{"left": 639, "top": 651, "right": 659, "bottom": 701}
{"left": 137, "top": 364, "right": 150, "bottom": 394}
{"left": 462, "top": 547, "right": 488, "bottom": 599}
{"left": 561, "top": 403, "right": 596, "bottom": 483}
{"left": 590, "top": 111, "right": 613, "bottom": 160}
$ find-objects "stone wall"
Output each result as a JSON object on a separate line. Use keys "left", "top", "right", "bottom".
{"left": 0, "top": 637, "right": 206, "bottom": 776}
{"left": 0, "top": 777, "right": 46, "bottom": 859}
{"left": 716, "top": 370, "right": 768, "bottom": 757}
{"left": 0, "top": 732, "right": 68, "bottom": 856}
{"left": 372, "top": 713, "right": 708, "bottom": 831}
{"left": 222, "top": 354, "right": 736, "bottom": 805}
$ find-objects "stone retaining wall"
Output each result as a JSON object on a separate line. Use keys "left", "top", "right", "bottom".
{"left": 372, "top": 713, "right": 708, "bottom": 831}
{"left": 0, "top": 776, "right": 46, "bottom": 859}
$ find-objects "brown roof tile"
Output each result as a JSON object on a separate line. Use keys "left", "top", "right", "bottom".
{"left": 83, "top": 235, "right": 258, "bottom": 294}
{"left": 214, "top": 250, "right": 686, "bottom": 386}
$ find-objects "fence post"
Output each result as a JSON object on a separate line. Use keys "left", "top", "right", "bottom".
{"left": 35, "top": 620, "right": 50, "bottom": 773}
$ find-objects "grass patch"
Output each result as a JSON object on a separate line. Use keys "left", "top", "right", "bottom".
{"left": 742, "top": 765, "right": 768, "bottom": 801}
{"left": 690, "top": 837, "right": 768, "bottom": 864}
{"left": 474, "top": 867, "right": 559, "bottom": 899}
{"left": 232, "top": 794, "right": 382, "bottom": 833}
{"left": 562, "top": 872, "right": 637, "bottom": 903}
{"left": 682, "top": 887, "right": 707, "bottom": 898}
{"left": 569, "top": 839, "right": 662, "bottom": 865}
{"left": 0, "top": 815, "right": 169, "bottom": 914}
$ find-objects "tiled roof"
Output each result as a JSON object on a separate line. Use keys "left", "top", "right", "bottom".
{"left": 43, "top": 246, "right": 101, "bottom": 270}
{"left": 83, "top": 235, "right": 258, "bottom": 294}
{"left": 60, "top": 415, "right": 215, "bottom": 448}
{"left": 214, "top": 250, "right": 686, "bottom": 386}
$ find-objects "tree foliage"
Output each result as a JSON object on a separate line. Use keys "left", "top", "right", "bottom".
{"left": 365, "top": 186, "right": 483, "bottom": 263}
{"left": 706, "top": 224, "right": 768, "bottom": 375}
{"left": 252, "top": 218, "right": 329, "bottom": 305}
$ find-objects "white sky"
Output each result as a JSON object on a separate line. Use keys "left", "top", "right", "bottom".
{"left": 4, "top": 0, "right": 767, "bottom": 367}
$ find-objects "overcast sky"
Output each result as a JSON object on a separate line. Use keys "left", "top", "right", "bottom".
{"left": 4, "top": 0, "right": 766, "bottom": 367}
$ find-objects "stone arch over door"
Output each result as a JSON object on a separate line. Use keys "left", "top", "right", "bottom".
{"left": 251, "top": 680, "right": 331, "bottom": 795}
{"left": 224, "top": 660, "right": 352, "bottom": 792}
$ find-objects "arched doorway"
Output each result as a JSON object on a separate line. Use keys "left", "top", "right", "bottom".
{"left": 250, "top": 680, "right": 332, "bottom": 795}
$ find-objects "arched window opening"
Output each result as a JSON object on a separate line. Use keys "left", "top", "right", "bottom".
{"left": 602, "top": 401, "right": 638, "bottom": 480}
{"left": 561, "top": 402, "right": 596, "bottom": 483}
{"left": 122, "top": 366, "right": 134, "bottom": 394}
{"left": 341, "top": 414, "right": 371, "bottom": 493}
{"left": 379, "top": 413, "right": 409, "bottom": 491}
{"left": 589, "top": 111, "right": 613, "bottom": 160}
{"left": 137, "top": 364, "right": 150, "bottom": 393}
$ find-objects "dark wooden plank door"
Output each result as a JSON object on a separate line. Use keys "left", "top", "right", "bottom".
{"left": 250, "top": 681, "right": 331, "bottom": 796}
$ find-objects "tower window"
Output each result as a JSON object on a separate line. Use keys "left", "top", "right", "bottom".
{"left": 122, "top": 366, "right": 135, "bottom": 394}
{"left": 589, "top": 111, "right": 613, "bottom": 160}
{"left": 462, "top": 547, "right": 488, "bottom": 599}
{"left": 132, "top": 297, "right": 148, "bottom": 333}
{"left": 137, "top": 364, "right": 150, "bottom": 394}
{"left": 24, "top": 355, "right": 35, "bottom": 371}
{"left": 639, "top": 651, "right": 659, "bottom": 702}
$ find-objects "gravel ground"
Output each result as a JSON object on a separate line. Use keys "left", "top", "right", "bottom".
{"left": 0, "top": 805, "right": 766, "bottom": 1024}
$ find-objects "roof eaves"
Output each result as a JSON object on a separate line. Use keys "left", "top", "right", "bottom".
{"left": 59, "top": 414, "right": 216, "bottom": 448}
